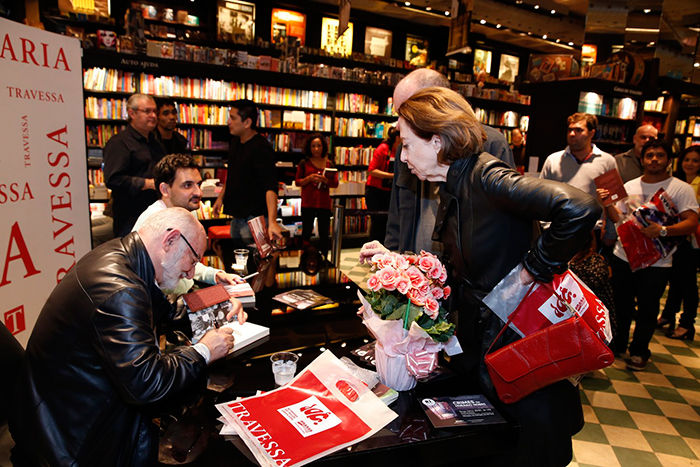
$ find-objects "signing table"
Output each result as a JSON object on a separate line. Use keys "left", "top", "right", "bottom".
{"left": 157, "top": 250, "right": 518, "bottom": 466}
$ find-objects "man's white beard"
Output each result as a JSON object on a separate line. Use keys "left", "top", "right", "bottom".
{"left": 158, "top": 243, "right": 186, "bottom": 290}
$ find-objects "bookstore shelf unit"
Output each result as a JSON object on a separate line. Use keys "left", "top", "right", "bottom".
{"left": 82, "top": 49, "right": 398, "bottom": 241}
{"left": 521, "top": 78, "right": 657, "bottom": 166}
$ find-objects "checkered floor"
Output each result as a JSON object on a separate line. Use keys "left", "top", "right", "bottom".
{"left": 339, "top": 247, "right": 700, "bottom": 467}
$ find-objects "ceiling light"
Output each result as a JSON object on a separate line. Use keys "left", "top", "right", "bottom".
{"left": 534, "top": 5, "right": 540, "bottom": 9}
{"left": 649, "top": 41, "right": 655, "bottom": 46}
{"left": 527, "top": 31, "right": 531, "bottom": 35}
{"left": 480, "top": 19, "right": 486, "bottom": 24}
{"left": 695, "top": 62, "right": 700, "bottom": 68}
{"left": 556, "top": 38, "right": 560, "bottom": 43}
{"left": 515, "top": 0, "right": 523, "bottom": 3}
{"left": 568, "top": 41, "right": 574, "bottom": 46}
{"left": 551, "top": 9, "right": 556, "bottom": 14}
{"left": 625, "top": 27, "right": 660, "bottom": 33}
{"left": 542, "top": 34, "right": 547, "bottom": 39}
{"left": 405, "top": 2, "right": 411, "bottom": 6}
{"left": 644, "top": 9, "right": 651, "bottom": 14}
{"left": 496, "top": 24, "right": 502, "bottom": 28}
{"left": 426, "top": 6, "right": 431, "bottom": 10}
{"left": 445, "top": 10, "right": 450, "bottom": 16}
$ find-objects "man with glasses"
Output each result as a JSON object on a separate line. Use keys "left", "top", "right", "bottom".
{"left": 155, "top": 98, "right": 189, "bottom": 155}
{"left": 104, "top": 93, "right": 166, "bottom": 236}
{"left": 10, "top": 208, "right": 243, "bottom": 466}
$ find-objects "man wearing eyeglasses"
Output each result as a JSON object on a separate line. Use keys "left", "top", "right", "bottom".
{"left": 10, "top": 208, "right": 241, "bottom": 466}
{"left": 155, "top": 98, "right": 189, "bottom": 155}
{"left": 104, "top": 93, "right": 166, "bottom": 237}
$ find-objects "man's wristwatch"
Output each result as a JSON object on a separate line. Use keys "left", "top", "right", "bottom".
{"left": 659, "top": 226, "right": 668, "bottom": 237}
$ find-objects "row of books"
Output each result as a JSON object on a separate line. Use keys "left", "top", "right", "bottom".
{"left": 265, "top": 133, "right": 304, "bottom": 152}
{"left": 577, "top": 94, "right": 638, "bottom": 120}
{"left": 85, "top": 97, "right": 129, "bottom": 120}
{"left": 88, "top": 169, "right": 104, "bottom": 186}
{"left": 344, "top": 215, "right": 370, "bottom": 234}
{"left": 279, "top": 198, "right": 302, "bottom": 217}
{"left": 176, "top": 128, "right": 229, "bottom": 151}
{"left": 84, "top": 67, "right": 329, "bottom": 109}
{"left": 175, "top": 103, "right": 229, "bottom": 125}
{"left": 195, "top": 201, "right": 232, "bottom": 221}
{"left": 334, "top": 146, "right": 374, "bottom": 165}
{"left": 593, "top": 123, "right": 631, "bottom": 143}
{"left": 335, "top": 119, "right": 392, "bottom": 138}
{"left": 336, "top": 93, "right": 391, "bottom": 115}
{"left": 672, "top": 136, "right": 700, "bottom": 152}
{"left": 201, "top": 255, "right": 225, "bottom": 271}
{"left": 338, "top": 171, "right": 367, "bottom": 183}
{"left": 473, "top": 108, "right": 521, "bottom": 127}
{"left": 341, "top": 197, "right": 367, "bottom": 210}
{"left": 457, "top": 84, "right": 531, "bottom": 105}
{"left": 643, "top": 97, "right": 665, "bottom": 112}
{"left": 281, "top": 111, "right": 332, "bottom": 132}
{"left": 675, "top": 117, "right": 700, "bottom": 136}
{"left": 86, "top": 124, "right": 125, "bottom": 147}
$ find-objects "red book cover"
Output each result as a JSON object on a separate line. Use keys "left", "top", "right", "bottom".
{"left": 247, "top": 215, "right": 273, "bottom": 258}
{"left": 594, "top": 168, "right": 628, "bottom": 206}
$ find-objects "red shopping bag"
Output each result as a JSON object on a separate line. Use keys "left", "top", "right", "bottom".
{"left": 506, "top": 270, "right": 612, "bottom": 344}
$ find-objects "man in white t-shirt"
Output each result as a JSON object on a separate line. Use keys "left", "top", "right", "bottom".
{"left": 602, "top": 140, "right": 699, "bottom": 371}
{"left": 133, "top": 153, "right": 244, "bottom": 296}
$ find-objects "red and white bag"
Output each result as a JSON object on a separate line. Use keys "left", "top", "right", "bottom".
{"left": 484, "top": 264, "right": 612, "bottom": 344}
{"left": 216, "top": 350, "right": 397, "bottom": 467}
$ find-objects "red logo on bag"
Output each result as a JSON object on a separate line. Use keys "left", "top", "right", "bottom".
{"left": 335, "top": 380, "right": 359, "bottom": 402}
{"left": 299, "top": 404, "right": 331, "bottom": 424}
{"left": 4, "top": 305, "right": 25, "bottom": 335}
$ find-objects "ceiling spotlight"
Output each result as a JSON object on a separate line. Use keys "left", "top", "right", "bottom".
{"left": 568, "top": 41, "right": 574, "bottom": 46}
{"left": 515, "top": 0, "right": 523, "bottom": 3}
{"left": 527, "top": 31, "right": 532, "bottom": 35}
{"left": 534, "top": 5, "right": 540, "bottom": 9}
{"left": 695, "top": 62, "right": 700, "bottom": 68}
{"left": 445, "top": 10, "right": 450, "bottom": 16}
{"left": 551, "top": 9, "right": 556, "bottom": 14}
{"left": 644, "top": 9, "right": 651, "bottom": 14}
{"left": 426, "top": 6, "right": 431, "bottom": 10}
{"left": 480, "top": 19, "right": 486, "bottom": 24}
{"left": 405, "top": 2, "right": 411, "bottom": 6}
{"left": 556, "top": 38, "right": 560, "bottom": 43}
{"left": 496, "top": 24, "right": 502, "bottom": 28}
{"left": 542, "top": 34, "right": 547, "bottom": 39}
{"left": 649, "top": 41, "right": 655, "bottom": 46}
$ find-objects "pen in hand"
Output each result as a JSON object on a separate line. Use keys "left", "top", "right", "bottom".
{"left": 241, "top": 272, "right": 259, "bottom": 281}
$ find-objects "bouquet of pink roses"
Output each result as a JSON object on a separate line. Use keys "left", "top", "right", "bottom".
{"left": 358, "top": 251, "right": 460, "bottom": 391}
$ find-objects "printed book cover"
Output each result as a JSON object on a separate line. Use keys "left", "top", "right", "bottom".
{"left": 419, "top": 395, "right": 506, "bottom": 428}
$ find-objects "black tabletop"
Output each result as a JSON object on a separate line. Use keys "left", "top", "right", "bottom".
{"left": 157, "top": 250, "right": 518, "bottom": 466}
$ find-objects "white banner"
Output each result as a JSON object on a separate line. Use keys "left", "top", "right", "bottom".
{"left": 0, "top": 18, "right": 91, "bottom": 347}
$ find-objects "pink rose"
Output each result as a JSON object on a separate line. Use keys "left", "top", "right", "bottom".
{"left": 428, "top": 265, "right": 442, "bottom": 280}
{"left": 439, "top": 267, "right": 448, "bottom": 283}
{"left": 424, "top": 296, "right": 439, "bottom": 320}
{"left": 431, "top": 286, "right": 444, "bottom": 300}
{"left": 396, "top": 273, "right": 412, "bottom": 295}
{"left": 408, "top": 288, "right": 427, "bottom": 306}
{"left": 394, "top": 254, "right": 409, "bottom": 270}
{"left": 377, "top": 267, "right": 398, "bottom": 291}
{"left": 417, "top": 255, "right": 434, "bottom": 273}
{"left": 420, "top": 284, "right": 430, "bottom": 296}
{"left": 443, "top": 285, "right": 451, "bottom": 299}
{"left": 367, "top": 274, "right": 381, "bottom": 292}
{"left": 406, "top": 266, "right": 427, "bottom": 289}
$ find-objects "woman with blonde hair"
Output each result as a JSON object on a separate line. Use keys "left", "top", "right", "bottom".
{"left": 397, "top": 86, "right": 602, "bottom": 466}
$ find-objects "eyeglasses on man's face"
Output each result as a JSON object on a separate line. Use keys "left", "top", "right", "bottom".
{"left": 166, "top": 228, "right": 200, "bottom": 268}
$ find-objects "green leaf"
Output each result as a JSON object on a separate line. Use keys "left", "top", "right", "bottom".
{"left": 385, "top": 303, "right": 406, "bottom": 320}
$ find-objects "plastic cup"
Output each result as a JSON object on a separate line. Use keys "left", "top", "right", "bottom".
{"left": 270, "top": 352, "right": 299, "bottom": 386}
{"left": 234, "top": 249, "right": 249, "bottom": 266}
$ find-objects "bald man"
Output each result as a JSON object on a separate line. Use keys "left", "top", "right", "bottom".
{"left": 10, "top": 208, "right": 239, "bottom": 467}
{"left": 361, "top": 68, "right": 514, "bottom": 260}
{"left": 615, "top": 124, "right": 658, "bottom": 183}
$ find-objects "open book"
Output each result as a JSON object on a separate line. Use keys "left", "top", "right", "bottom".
{"left": 222, "top": 321, "right": 270, "bottom": 355}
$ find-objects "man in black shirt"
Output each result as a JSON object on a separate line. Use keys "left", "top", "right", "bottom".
{"left": 103, "top": 94, "right": 166, "bottom": 236}
{"left": 155, "top": 98, "right": 189, "bottom": 155}
{"left": 213, "top": 99, "right": 283, "bottom": 247}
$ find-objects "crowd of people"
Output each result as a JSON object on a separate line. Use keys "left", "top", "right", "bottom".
{"left": 4, "top": 66, "right": 699, "bottom": 467}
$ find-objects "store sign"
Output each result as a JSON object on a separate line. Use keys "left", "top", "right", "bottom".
{"left": 271, "top": 8, "right": 306, "bottom": 45}
{"left": 0, "top": 18, "right": 90, "bottom": 346}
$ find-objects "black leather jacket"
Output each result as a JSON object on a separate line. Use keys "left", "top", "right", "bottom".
{"left": 434, "top": 153, "right": 602, "bottom": 392}
{"left": 10, "top": 233, "right": 206, "bottom": 466}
